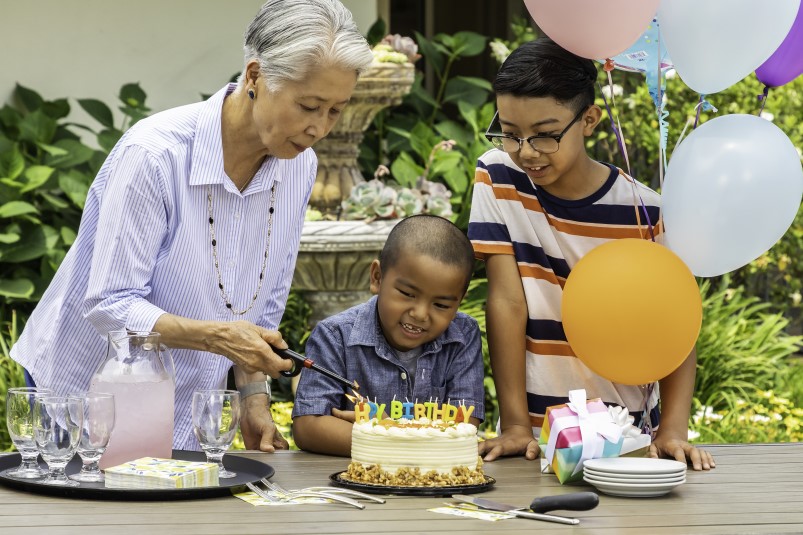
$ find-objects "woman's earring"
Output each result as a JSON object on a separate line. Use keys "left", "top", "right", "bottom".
{"left": 248, "top": 89, "right": 255, "bottom": 100}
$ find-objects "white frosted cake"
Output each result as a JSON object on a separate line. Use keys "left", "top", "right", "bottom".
{"left": 344, "top": 418, "right": 484, "bottom": 486}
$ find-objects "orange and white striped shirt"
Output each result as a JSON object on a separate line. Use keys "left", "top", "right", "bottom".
{"left": 468, "top": 149, "right": 661, "bottom": 431}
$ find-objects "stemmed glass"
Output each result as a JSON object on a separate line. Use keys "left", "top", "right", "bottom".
{"left": 69, "top": 392, "right": 115, "bottom": 483}
{"left": 191, "top": 389, "right": 240, "bottom": 479}
{"left": 4, "top": 387, "right": 53, "bottom": 479}
{"left": 32, "top": 395, "right": 84, "bottom": 486}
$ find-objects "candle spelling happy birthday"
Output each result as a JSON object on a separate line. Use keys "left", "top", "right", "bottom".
{"left": 353, "top": 399, "right": 474, "bottom": 423}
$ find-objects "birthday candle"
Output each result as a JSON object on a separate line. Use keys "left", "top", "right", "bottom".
{"left": 402, "top": 401, "right": 414, "bottom": 419}
{"left": 355, "top": 401, "right": 370, "bottom": 422}
{"left": 390, "top": 400, "right": 403, "bottom": 419}
{"left": 414, "top": 402, "right": 427, "bottom": 419}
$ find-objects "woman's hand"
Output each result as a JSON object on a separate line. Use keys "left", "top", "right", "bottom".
{"left": 207, "top": 321, "right": 293, "bottom": 377}
{"left": 240, "top": 395, "right": 289, "bottom": 452}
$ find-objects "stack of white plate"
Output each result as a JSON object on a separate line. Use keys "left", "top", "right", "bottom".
{"left": 582, "top": 457, "right": 687, "bottom": 497}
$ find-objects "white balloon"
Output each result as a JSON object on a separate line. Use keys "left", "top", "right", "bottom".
{"left": 658, "top": 0, "right": 800, "bottom": 94}
{"left": 663, "top": 114, "right": 803, "bottom": 277}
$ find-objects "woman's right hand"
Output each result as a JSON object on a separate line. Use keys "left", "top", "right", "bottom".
{"left": 479, "top": 425, "right": 540, "bottom": 461}
{"left": 208, "top": 320, "right": 294, "bottom": 377}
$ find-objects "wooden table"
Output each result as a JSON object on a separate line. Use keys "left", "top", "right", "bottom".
{"left": 0, "top": 443, "right": 801, "bottom": 534}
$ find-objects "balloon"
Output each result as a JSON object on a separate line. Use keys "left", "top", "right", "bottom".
{"left": 604, "top": 18, "right": 673, "bottom": 110}
{"left": 662, "top": 114, "right": 803, "bottom": 277}
{"left": 756, "top": 1, "right": 803, "bottom": 87}
{"left": 523, "top": 0, "right": 659, "bottom": 60}
{"left": 658, "top": 0, "right": 800, "bottom": 94}
{"left": 562, "top": 239, "right": 701, "bottom": 386}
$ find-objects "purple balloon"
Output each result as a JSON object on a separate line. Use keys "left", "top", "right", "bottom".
{"left": 756, "top": 1, "right": 803, "bottom": 87}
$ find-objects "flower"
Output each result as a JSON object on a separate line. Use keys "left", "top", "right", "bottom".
{"left": 379, "top": 34, "right": 421, "bottom": 63}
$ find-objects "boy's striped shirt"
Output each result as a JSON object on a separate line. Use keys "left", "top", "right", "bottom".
{"left": 468, "top": 149, "right": 662, "bottom": 430}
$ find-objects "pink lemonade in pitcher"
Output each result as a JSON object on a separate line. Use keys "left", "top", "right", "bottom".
{"left": 91, "top": 374, "right": 174, "bottom": 469}
{"left": 90, "top": 331, "right": 176, "bottom": 470}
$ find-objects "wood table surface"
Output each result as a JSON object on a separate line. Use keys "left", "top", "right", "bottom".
{"left": 0, "top": 443, "right": 801, "bottom": 534}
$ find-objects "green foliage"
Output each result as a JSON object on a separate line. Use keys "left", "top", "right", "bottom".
{"left": 694, "top": 277, "right": 802, "bottom": 412}
{"left": 691, "top": 391, "right": 803, "bottom": 444}
{"left": 359, "top": 30, "right": 495, "bottom": 230}
{"left": 0, "top": 310, "right": 26, "bottom": 450}
{"left": 459, "top": 277, "right": 496, "bottom": 433}
{"left": 0, "top": 83, "right": 150, "bottom": 319}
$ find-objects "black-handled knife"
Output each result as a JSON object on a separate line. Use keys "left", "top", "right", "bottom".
{"left": 451, "top": 495, "right": 580, "bottom": 525}
{"left": 530, "top": 491, "right": 599, "bottom": 513}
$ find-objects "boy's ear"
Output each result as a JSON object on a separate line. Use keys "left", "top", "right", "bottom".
{"left": 581, "top": 105, "right": 604, "bottom": 136}
{"left": 369, "top": 259, "right": 382, "bottom": 295}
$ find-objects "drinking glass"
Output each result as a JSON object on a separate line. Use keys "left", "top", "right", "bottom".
{"left": 4, "top": 387, "right": 53, "bottom": 479}
{"left": 32, "top": 395, "right": 84, "bottom": 486}
{"left": 191, "top": 389, "right": 240, "bottom": 479}
{"left": 69, "top": 392, "right": 115, "bottom": 483}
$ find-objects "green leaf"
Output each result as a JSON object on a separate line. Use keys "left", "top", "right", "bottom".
{"left": 119, "top": 83, "right": 148, "bottom": 109}
{"left": 39, "top": 191, "right": 69, "bottom": 210}
{"left": 17, "top": 110, "right": 57, "bottom": 144}
{"left": 366, "top": 18, "right": 387, "bottom": 46}
{"left": 0, "top": 105, "right": 21, "bottom": 130}
{"left": 451, "top": 32, "right": 488, "bottom": 57}
{"left": 21, "top": 165, "right": 55, "bottom": 193}
{"left": 60, "top": 225, "right": 77, "bottom": 246}
{"left": 0, "top": 201, "right": 39, "bottom": 219}
{"left": 435, "top": 119, "right": 472, "bottom": 147}
{"left": 409, "top": 122, "right": 436, "bottom": 161}
{"left": 58, "top": 169, "right": 91, "bottom": 209}
{"left": 45, "top": 139, "right": 95, "bottom": 168}
{"left": 443, "top": 76, "right": 492, "bottom": 107}
{"left": 15, "top": 83, "right": 43, "bottom": 112}
{"left": 0, "top": 230, "right": 20, "bottom": 244}
{"left": 37, "top": 143, "right": 69, "bottom": 157}
{"left": 414, "top": 31, "right": 445, "bottom": 79}
{"left": 0, "top": 224, "right": 48, "bottom": 262}
{"left": 0, "top": 145, "right": 25, "bottom": 179}
{"left": 41, "top": 98, "right": 70, "bottom": 120}
{"left": 0, "top": 278, "right": 35, "bottom": 299}
{"left": 389, "top": 151, "right": 424, "bottom": 188}
{"left": 78, "top": 98, "right": 115, "bottom": 129}
{"left": 98, "top": 128, "right": 123, "bottom": 153}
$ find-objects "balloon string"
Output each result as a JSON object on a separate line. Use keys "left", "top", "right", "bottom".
{"left": 621, "top": 170, "right": 656, "bottom": 242}
{"left": 598, "top": 73, "right": 632, "bottom": 177}
{"left": 757, "top": 85, "right": 770, "bottom": 116}
{"left": 693, "top": 94, "right": 704, "bottom": 129}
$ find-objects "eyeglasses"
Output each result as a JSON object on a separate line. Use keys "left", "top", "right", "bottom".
{"left": 484, "top": 107, "right": 588, "bottom": 154}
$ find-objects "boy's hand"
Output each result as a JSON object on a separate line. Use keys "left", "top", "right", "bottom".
{"left": 649, "top": 434, "right": 715, "bottom": 471}
{"left": 479, "top": 425, "right": 540, "bottom": 461}
{"left": 332, "top": 408, "right": 356, "bottom": 423}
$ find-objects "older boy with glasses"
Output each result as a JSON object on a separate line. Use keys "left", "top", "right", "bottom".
{"left": 468, "top": 37, "right": 714, "bottom": 471}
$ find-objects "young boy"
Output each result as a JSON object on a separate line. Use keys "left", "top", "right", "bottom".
{"left": 468, "top": 38, "right": 714, "bottom": 471}
{"left": 292, "top": 214, "right": 484, "bottom": 456}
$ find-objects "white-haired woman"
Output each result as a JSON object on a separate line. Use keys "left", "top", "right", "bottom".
{"left": 11, "top": 0, "right": 374, "bottom": 452}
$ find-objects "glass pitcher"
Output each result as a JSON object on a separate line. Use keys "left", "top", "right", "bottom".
{"left": 88, "top": 330, "right": 176, "bottom": 469}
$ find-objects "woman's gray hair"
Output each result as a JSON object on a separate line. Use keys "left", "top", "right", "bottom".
{"left": 243, "top": 0, "right": 374, "bottom": 91}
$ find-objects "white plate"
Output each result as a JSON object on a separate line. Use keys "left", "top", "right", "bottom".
{"left": 583, "top": 476, "right": 684, "bottom": 498}
{"left": 584, "top": 466, "right": 686, "bottom": 481}
{"left": 583, "top": 457, "right": 687, "bottom": 475}
{"left": 583, "top": 472, "right": 686, "bottom": 485}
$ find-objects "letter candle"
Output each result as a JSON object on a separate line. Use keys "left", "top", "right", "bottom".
{"left": 402, "top": 401, "right": 414, "bottom": 419}
{"left": 390, "top": 400, "right": 403, "bottom": 419}
{"left": 354, "top": 401, "right": 371, "bottom": 422}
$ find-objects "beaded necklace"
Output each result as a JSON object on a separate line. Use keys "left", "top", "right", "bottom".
{"left": 206, "top": 183, "right": 276, "bottom": 315}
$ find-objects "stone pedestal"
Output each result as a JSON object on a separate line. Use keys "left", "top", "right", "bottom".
{"left": 309, "top": 62, "right": 415, "bottom": 213}
{"left": 291, "top": 219, "right": 401, "bottom": 324}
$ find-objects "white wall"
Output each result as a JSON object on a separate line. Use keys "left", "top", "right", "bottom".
{"left": 0, "top": 0, "right": 377, "bottom": 132}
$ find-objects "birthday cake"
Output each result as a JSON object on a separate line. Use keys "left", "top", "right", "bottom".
{"left": 344, "top": 417, "right": 484, "bottom": 487}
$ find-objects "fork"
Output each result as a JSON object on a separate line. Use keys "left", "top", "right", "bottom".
{"left": 276, "top": 482, "right": 385, "bottom": 503}
{"left": 255, "top": 480, "right": 365, "bottom": 509}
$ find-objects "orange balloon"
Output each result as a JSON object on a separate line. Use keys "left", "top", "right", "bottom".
{"left": 562, "top": 239, "right": 702, "bottom": 385}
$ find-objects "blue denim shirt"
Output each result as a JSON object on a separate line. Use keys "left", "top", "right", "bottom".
{"left": 292, "top": 296, "right": 485, "bottom": 421}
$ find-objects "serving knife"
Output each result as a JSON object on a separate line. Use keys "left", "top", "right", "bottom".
{"left": 451, "top": 495, "right": 581, "bottom": 525}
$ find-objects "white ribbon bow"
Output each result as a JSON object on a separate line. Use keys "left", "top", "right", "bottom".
{"left": 544, "top": 389, "right": 623, "bottom": 476}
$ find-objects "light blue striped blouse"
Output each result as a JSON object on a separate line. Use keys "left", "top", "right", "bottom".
{"left": 11, "top": 84, "right": 316, "bottom": 450}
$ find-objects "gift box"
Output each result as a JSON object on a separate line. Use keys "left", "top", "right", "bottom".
{"left": 105, "top": 457, "right": 219, "bottom": 489}
{"left": 538, "top": 389, "right": 624, "bottom": 483}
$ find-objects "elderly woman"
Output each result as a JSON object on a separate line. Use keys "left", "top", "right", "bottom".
{"left": 11, "top": 0, "right": 373, "bottom": 452}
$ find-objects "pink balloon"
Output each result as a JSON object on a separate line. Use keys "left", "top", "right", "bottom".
{"left": 756, "top": 1, "right": 803, "bottom": 87}
{"left": 523, "top": 0, "right": 660, "bottom": 60}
